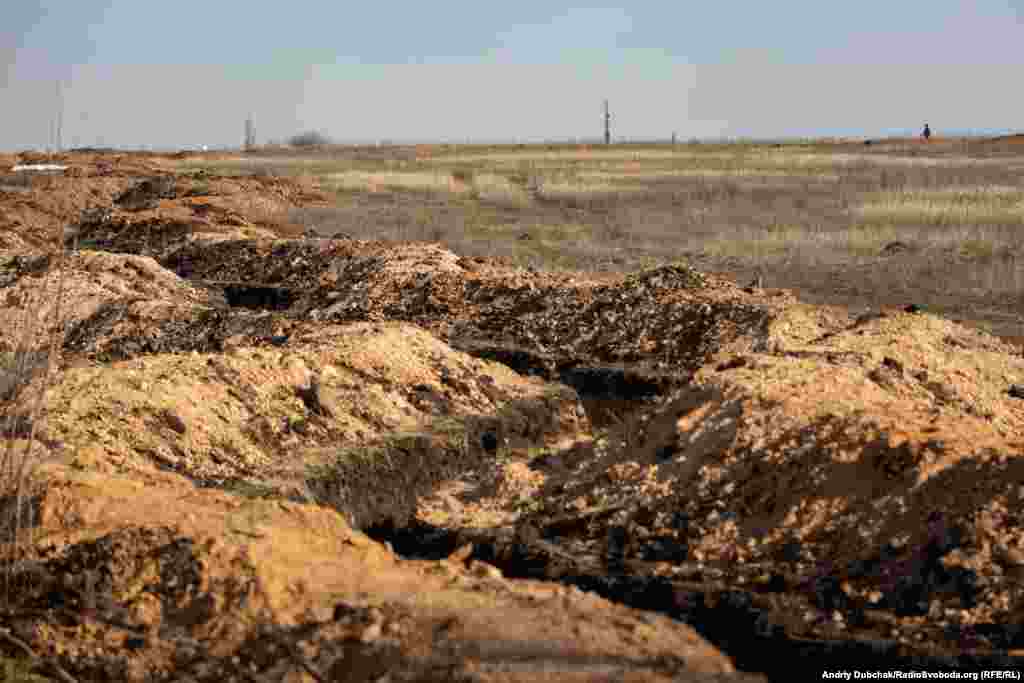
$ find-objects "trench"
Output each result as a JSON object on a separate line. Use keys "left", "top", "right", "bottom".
{"left": 361, "top": 359, "right": 1023, "bottom": 679}
{"left": 154, "top": 276, "right": 1020, "bottom": 677}
{"left": 365, "top": 520, "right": 1021, "bottom": 680}
{"left": 221, "top": 283, "right": 298, "bottom": 310}
{"left": 449, "top": 339, "right": 684, "bottom": 428}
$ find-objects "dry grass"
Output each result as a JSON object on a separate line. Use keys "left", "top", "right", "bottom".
{"left": 0, "top": 244, "right": 66, "bottom": 557}
{"left": 0, "top": 226, "right": 72, "bottom": 679}
{"left": 180, "top": 139, "right": 1024, "bottom": 336}
{"left": 858, "top": 187, "right": 1024, "bottom": 227}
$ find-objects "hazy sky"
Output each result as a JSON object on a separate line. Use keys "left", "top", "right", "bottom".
{"left": 2, "top": 1, "right": 1022, "bottom": 150}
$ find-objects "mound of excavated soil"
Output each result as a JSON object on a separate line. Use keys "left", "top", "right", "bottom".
{"left": 1, "top": 157, "right": 329, "bottom": 256}
{"left": 0, "top": 250, "right": 215, "bottom": 354}
{"left": 41, "top": 319, "right": 586, "bottom": 529}
{"left": 669, "top": 310, "right": 1024, "bottom": 585}
{"left": 492, "top": 305, "right": 1024, "bottom": 649}
{"left": 153, "top": 235, "right": 796, "bottom": 378}
{"left": 13, "top": 463, "right": 741, "bottom": 681}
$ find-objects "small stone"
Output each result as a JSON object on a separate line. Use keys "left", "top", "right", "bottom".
{"left": 881, "top": 356, "right": 904, "bottom": 374}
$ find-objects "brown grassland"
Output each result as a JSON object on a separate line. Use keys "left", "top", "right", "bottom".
{"left": 188, "top": 135, "right": 1024, "bottom": 343}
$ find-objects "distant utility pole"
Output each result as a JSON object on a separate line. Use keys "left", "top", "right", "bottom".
{"left": 603, "top": 100, "right": 611, "bottom": 145}
{"left": 244, "top": 114, "right": 256, "bottom": 150}
{"left": 56, "top": 81, "right": 64, "bottom": 152}
{"left": 50, "top": 80, "right": 65, "bottom": 153}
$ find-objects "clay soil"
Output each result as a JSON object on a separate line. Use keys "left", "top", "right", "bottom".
{"left": 0, "top": 146, "right": 1022, "bottom": 681}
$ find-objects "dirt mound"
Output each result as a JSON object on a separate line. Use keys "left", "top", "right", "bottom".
{"left": 67, "top": 173, "right": 330, "bottom": 259}
{"left": 161, "top": 236, "right": 465, "bottom": 288}
{"left": 156, "top": 238, "right": 795, "bottom": 379}
{"left": 61, "top": 300, "right": 291, "bottom": 360}
{"left": 673, "top": 310, "right": 1024, "bottom": 584}
{"left": 493, "top": 306, "right": 1024, "bottom": 648}
{"left": 9, "top": 465, "right": 740, "bottom": 681}
{"left": 71, "top": 214, "right": 278, "bottom": 259}
{"left": 0, "top": 151, "right": 330, "bottom": 260}
{"left": 42, "top": 320, "right": 586, "bottom": 528}
{"left": 0, "top": 250, "right": 215, "bottom": 354}
{"left": 436, "top": 262, "right": 796, "bottom": 376}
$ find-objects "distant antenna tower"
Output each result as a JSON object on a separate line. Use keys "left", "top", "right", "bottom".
{"left": 603, "top": 100, "right": 611, "bottom": 145}
{"left": 244, "top": 114, "right": 256, "bottom": 150}
{"left": 56, "top": 81, "right": 64, "bottom": 152}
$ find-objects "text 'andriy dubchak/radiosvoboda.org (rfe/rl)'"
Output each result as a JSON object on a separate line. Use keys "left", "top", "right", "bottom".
{"left": 822, "top": 671, "right": 1020, "bottom": 681}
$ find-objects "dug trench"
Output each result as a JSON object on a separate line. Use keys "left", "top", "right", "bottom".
{"left": 368, "top": 473, "right": 1021, "bottom": 680}
{"left": 370, "top": 356, "right": 1024, "bottom": 681}
{"left": 53, "top": 246, "right": 1024, "bottom": 678}
{"left": 368, "top": 517, "right": 1024, "bottom": 680}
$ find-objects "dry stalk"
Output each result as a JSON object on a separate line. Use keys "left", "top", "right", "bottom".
{"left": 1, "top": 222, "right": 69, "bottom": 604}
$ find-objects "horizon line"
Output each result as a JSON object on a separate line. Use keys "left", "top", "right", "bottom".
{"left": 6, "top": 130, "right": 1022, "bottom": 155}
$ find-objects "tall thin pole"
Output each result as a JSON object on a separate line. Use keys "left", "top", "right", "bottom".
{"left": 55, "top": 81, "right": 64, "bottom": 153}
{"left": 603, "top": 100, "right": 611, "bottom": 145}
{"left": 244, "top": 113, "right": 256, "bottom": 150}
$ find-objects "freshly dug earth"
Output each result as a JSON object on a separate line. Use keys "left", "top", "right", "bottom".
{"left": 0, "top": 150, "right": 324, "bottom": 254}
{"left": 0, "top": 154, "right": 754, "bottom": 681}
{"left": 456, "top": 307, "right": 1024, "bottom": 652}
{"left": 43, "top": 318, "right": 585, "bottom": 528}
{"left": 2, "top": 149, "right": 1023, "bottom": 679}
{"left": 14, "top": 465, "right": 740, "bottom": 681}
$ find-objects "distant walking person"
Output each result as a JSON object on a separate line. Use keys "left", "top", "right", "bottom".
{"left": 922, "top": 123, "right": 932, "bottom": 142}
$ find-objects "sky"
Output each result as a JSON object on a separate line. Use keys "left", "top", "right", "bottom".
{"left": 2, "top": 1, "right": 1023, "bottom": 150}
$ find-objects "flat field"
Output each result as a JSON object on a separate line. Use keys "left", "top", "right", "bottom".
{"left": 185, "top": 135, "right": 1024, "bottom": 342}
